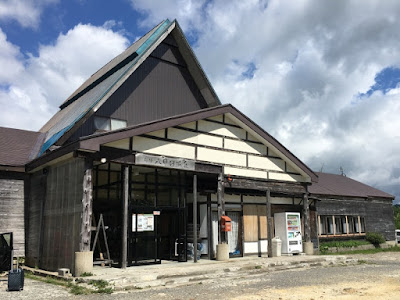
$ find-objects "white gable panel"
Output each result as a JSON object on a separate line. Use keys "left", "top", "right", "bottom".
{"left": 224, "top": 166, "right": 267, "bottom": 180}
{"left": 132, "top": 136, "right": 195, "bottom": 159}
{"left": 168, "top": 128, "right": 223, "bottom": 148}
{"left": 248, "top": 155, "right": 285, "bottom": 172}
{"left": 104, "top": 138, "right": 130, "bottom": 150}
{"left": 197, "top": 147, "right": 246, "bottom": 166}
{"left": 198, "top": 120, "right": 246, "bottom": 139}
{"left": 224, "top": 139, "right": 267, "bottom": 155}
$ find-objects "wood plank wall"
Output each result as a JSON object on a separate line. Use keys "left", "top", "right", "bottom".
{"left": 0, "top": 178, "right": 25, "bottom": 256}
{"left": 316, "top": 197, "right": 395, "bottom": 241}
{"left": 27, "top": 158, "right": 85, "bottom": 271}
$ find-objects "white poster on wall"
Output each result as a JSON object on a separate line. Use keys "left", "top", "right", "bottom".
{"left": 132, "top": 214, "right": 154, "bottom": 232}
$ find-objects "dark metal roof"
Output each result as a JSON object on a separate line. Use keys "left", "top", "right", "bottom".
{"left": 37, "top": 19, "right": 222, "bottom": 157}
{"left": 309, "top": 172, "right": 394, "bottom": 199}
{"left": 0, "top": 127, "right": 45, "bottom": 168}
{"left": 74, "top": 104, "right": 317, "bottom": 182}
{"left": 58, "top": 20, "right": 165, "bottom": 110}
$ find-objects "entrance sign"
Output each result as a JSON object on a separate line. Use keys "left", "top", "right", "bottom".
{"left": 135, "top": 153, "right": 195, "bottom": 171}
{"left": 132, "top": 214, "right": 154, "bottom": 232}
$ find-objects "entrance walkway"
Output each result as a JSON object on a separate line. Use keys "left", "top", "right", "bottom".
{"left": 87, "top": 255, "right": 357, "bottom": 291}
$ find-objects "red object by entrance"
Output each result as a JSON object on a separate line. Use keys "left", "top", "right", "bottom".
{"left": 221, "top": 216, "right": 232, "bottom": 232}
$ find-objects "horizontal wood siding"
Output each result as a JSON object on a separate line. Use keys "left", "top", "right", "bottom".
{"left": 365, "top": 200, "right": 395, "bottom": 241}
{"left": 40, "top": 158, "right": 85, "bottom": 271}
{"left": 316, "top": 197, "right": 395, "bottom": 241}
{"left": 0, "top": 178, "right": 25, "bottom": 256}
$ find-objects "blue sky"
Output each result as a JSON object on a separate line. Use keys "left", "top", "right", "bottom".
{"left": 0, "top": 0, "right": 400, "bottom": 203}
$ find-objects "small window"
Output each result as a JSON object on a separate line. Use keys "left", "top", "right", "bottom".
{"left": 94, "top": 116, "right": 127, "bottom": 131}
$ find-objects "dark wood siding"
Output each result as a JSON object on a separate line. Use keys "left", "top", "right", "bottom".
{"left": 69, "top": 34, "right": 207, "bottom": 142}
{"left": 0, "top": 177, "right": 25, "bottom": 256}
{"left": 27, "top": 158, "right": 85, "bottom": 272}
{"left": 26, "top": 172, "right": 46, "bottom": 267}
{"left": 316, "top": 197, "right": 395, "bottom": 241}
{"left": 365, "top": 199, "right": 395, "bottom": 241}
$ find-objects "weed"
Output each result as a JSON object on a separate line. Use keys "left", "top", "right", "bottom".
{"left": 255, "top": 265, "right": 262, "bottom": 269}
{"left": 68, "top": 284, "right": 91, "bottom": 295}
{"left": 323, "top": 246, "right": 400, "bottom": 255}
{"left": 80, "top": 272, "right": 93, "bottom": 277}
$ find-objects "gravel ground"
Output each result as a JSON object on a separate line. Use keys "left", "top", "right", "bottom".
{"left": 1, "top": 252, "right": 400, "bottom": 300}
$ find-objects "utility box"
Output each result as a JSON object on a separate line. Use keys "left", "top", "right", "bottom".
{"left": 274, "top": 212, "right": 303, "bottom": 254}
{"left": 221, "top": 216, "right": 232, "bottom": 232}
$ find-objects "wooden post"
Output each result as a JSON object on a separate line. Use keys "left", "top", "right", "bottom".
{"left": 217, "top": 173, "right": 224, "bottom": 244}
{"left": 303, "top": 193, "right": 311, "bottom": 242}
{"left": 266, "top": 189, "right": 272, "bottom": 257}
{"left": 80, "top": 159, "right": 93, "bottom": 252}
{"left": 121, "top": 166, "right": 129, "bottom": 268}
{"left": 193, "top": 174, "right": 198, "bottom": 263}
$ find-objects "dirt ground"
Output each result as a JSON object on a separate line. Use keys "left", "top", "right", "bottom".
{"left": 233, "top": 252, "right": 400, "bottom": 300}
{"left": 234, "top": 277, "right": 400, "bottom": 300}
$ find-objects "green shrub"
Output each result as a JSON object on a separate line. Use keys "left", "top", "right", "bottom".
{"left": 366, "top": 232, "right": 385, "bottom": 245}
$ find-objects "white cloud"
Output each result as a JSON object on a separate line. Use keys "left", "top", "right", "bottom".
{"left": 0, "top": 23, "right": 129, "bottom": 130}
{"left": 0, "top": 0, "right": 58, "bottom": 28}
{"left": 134, "top": 0, "right": 400, "bottom": 201}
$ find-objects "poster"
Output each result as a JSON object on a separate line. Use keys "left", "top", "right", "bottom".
{"left": 132, "top": 214, "right": 154, "bottom": 232}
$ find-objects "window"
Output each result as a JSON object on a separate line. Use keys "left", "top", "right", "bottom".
{"left": 94, "top": 116, "right": 127, "bottom": 131}
{"left": 318, "top": 215, "right": 366, "bottom": 237}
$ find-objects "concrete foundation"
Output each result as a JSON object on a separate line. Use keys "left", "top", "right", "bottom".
{"left": 74, "top": 251, "right": 93, "bottom": 277}
{"left": 304, "top": 242, "right": 314, "bottom": 255}
{"left": 216, "top": 244, "right": 229, "bottom": 261}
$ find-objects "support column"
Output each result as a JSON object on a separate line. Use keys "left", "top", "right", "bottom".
{"left": 217, "top": 173, "right": 224, "bottom": 244}
{"left": 76, "top": 159, "right": 93, "bottom": 276}
{"left": 303, "top": 193, "right": 311, "bottom": 242}
{"left": 303, "top": 192, "right": 313, "bottom": 255}
{"left": 121, "top": 166, "right": 129, "bottom": 268}
{"left": 216, "top": 173, "right": 229, "bottom": 261}
{"left": 193, "top": 174, "right": 198, "bottom": 263}
{"left": 266, "top": 189, "right": 272, "bottom": 257}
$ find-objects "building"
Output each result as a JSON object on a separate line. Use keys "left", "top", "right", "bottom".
{"left": 0, "top": 19, "right": 395, "bottom": 274}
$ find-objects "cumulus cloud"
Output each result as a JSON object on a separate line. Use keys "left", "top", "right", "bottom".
{"left": 134, "top": 0, "right": 400, "bottom": 201}
{"left": 0, "top": 22, "right": 129, "bottom": 130}
{"left": 0, "top": 0, "right": 58, "bottom": 28}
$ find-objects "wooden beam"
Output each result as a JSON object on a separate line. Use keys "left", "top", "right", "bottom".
{"left": 227, "top": 177, "right": 306, "bottom": 195}
{"left": 193, "top": 174, "right": 198, "bottom": 263}
{"left": 80, "top": 159, "right": 93, "bottom": 252}
{"left": 266, "top": 189, "right": 272, "bottom": 257}
{"left": 121, "top": 166, "right": 129, "bottom": 268}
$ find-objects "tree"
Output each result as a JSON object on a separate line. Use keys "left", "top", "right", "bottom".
{"left": 394, "top": 205, "right": 400, "bottom": 229}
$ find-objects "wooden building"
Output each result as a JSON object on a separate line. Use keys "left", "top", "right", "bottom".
{"left": 0, "top": 19, "right": 395, "bottom": 273}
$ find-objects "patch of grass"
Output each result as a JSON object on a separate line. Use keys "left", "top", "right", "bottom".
{"left": 68, "top": 284, "right": 91, "bottom": 295}
{"left": 88, "top": 279, "right": 113, "bottom": 294}
{"left": 25, "top": 274, "right": 69, "bottom": 287}
{"left": 80, "top": 272, "right": 93, "bottom": 277}
{"left": 255, "top": 265, "right": 262, "bottom": 269}
{"left": 324, "top": 246, "right": 400, "bottom": 255}
{"left": 319, "top": 240, "right": 372, "bottom": 254}
{"left": 25, "top": 273, "right": 113, "bottom": 295}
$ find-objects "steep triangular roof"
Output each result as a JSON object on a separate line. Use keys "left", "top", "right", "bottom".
{"left": 38, "top": 19, "right": 221, "bottom": 156}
